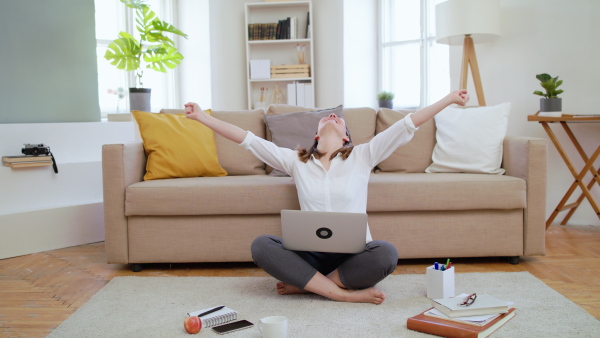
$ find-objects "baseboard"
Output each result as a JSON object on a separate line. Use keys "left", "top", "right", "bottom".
{"left": 0, "top": 202, "right": 104, "bottom": 259}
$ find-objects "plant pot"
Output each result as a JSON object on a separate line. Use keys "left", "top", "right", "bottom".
{"left": 378, "top": 100, "right": 393, "bottom": 109}
{"left": 539, "top": 98, "right": 562, "bottom": 117}
{"left": 129, "top": 88, "right": 151, "bottom": 112}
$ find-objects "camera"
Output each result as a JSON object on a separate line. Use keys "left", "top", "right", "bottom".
{"left": 22, "top": 143, "right": 51, "bottom": 156}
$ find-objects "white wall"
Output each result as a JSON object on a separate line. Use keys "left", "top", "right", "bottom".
{"left": 454, "top": 0, "right": 598, "bottom": 226}
{"left": 0, "top": 122, "right": 137, "bottom": 259}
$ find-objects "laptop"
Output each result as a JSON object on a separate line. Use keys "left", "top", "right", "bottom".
{"left": 280, "top": 210, "right": 368, "bottom": 254}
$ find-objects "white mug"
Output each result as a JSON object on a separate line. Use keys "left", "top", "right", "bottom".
{"left": 258, "top": 315, "right": 288, "bottom": 338}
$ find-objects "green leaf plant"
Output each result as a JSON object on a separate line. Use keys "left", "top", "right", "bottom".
{"left": 104, "top": 0, "right": 188, "bottom": 88}
{"left": 377, "top": 91, "right": 395, "bottom": 101}
{"left": 533, "top": 73, "right": 564, "bottom": 98}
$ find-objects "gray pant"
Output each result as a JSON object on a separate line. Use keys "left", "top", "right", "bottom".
{"left": 250, "top": 235, "right": 398, "bottom": 290}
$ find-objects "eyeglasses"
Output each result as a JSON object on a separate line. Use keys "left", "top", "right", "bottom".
{"left": 458, "top": 293, "right": 477, "bottom": 307}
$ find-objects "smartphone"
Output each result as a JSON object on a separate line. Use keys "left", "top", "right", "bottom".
{"left": 212, "top": 320, "right": 254, "bottom": 335}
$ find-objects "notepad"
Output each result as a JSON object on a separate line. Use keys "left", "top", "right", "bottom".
{"left": 432, "top": 294, "right": 510, "bottom": 318}
{"left": 187, "top": 306, "right": 237, "bottom": 327}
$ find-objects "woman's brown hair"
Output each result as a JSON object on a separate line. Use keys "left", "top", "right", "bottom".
{"left": 297, "top": 126, "right": 354, "bottom": 163}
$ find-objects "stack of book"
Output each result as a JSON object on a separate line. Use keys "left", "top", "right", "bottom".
{"left": 248, "top": 16, "right": 299, "bottom": 41}
{"left": 407, "top": 294, "right": 516, "bottom": 338}
{"left": 2, "top": 155, "right": 53, "bottom": 168}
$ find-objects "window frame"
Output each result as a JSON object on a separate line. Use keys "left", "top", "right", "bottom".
{"left": 378, "top": 0, "right": 447, "bottom": 109}
{"left": 95, "top": 0, "right": 181, "bottom": 117}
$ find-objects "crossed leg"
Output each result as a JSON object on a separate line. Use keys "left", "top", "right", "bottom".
{"left": 276, "top": 269, "right": 386, "bottom": 304}
{"left": 251, "top": 235, "right": 396, "bottom": 305}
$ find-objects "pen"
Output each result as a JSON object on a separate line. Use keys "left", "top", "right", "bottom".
{"left": 197, "top": 305, "right": 224, "bottom": 318}
{"left": 446, "top": 258, "right": 450, "bottom": 267}
{"left": 447, "top": 262, "right": 452, "bottom": 269}
{"left": 434, "top": 262, "right": 439, "bottom": 270}
{"left": 440, "top": 265, "right": 446, "bottom": 271}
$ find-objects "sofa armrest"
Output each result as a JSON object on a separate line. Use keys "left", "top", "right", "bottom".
{"left": 503, "top": 136, "right": 547, "bottom": 256}
{"left": 102, "top": 143, "right": 146, "bottom": 264}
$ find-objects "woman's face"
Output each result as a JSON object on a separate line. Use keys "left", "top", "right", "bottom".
{"left": 317, "top": 113, "right": 348, "bottom": 140}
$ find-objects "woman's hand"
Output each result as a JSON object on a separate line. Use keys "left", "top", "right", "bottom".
{"left": 447, "top": 90, "right": 470, "bottom": 106}
{"left": 184, "top": 102, "right": 208, "bottom": 121}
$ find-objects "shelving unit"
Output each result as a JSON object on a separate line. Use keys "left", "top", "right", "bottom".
{"left": 245, "top": 1, "right": 314, "bottom": 109}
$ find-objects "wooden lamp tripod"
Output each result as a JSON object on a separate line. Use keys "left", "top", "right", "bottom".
{"left": 460, "top": 34, "right": 486, "bottom": 106}
{"left": 435, "top": 0, "right": 502, "bottom": 107}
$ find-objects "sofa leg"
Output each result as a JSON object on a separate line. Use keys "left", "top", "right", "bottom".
{"left": 132, "top": 263, "right": 143, "bottom": 272}
{"left": 507, "top": 256, "right": 520, "bottom": 265}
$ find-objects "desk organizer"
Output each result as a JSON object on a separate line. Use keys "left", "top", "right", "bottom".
{"left": 426, "top": 265, "right": 455, "bottom": 299}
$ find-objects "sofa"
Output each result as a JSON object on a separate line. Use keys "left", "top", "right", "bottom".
{"left": 102, "top": 105, "right": 547, "bottom": 272}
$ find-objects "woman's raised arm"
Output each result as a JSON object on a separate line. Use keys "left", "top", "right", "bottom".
{"left": 184, "top": 102, "right": 248, "bottom": 144}
{"left": 410, "top": 90, "right": 469, "bottom": 128}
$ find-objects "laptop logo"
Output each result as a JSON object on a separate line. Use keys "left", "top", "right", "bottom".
{"left": 316, "top": 227, "right": 333, "bottom": 239}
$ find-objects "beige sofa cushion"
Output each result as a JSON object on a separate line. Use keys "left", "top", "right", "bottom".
{"left": 375, "top": 108, "right": 436, "bottom": 173}
{"left": 368, "top": 172, "right": 526, "bottom": 212}
{"left": 160, "top": 108, "right": 266, "bottom": 175}
{"left": 213, "top": 109, "right": 266, "bottom": 175}
{"left": 125, "top": 175, "right": 300, "bottom": 216}
{"left": 125, "top": 172, "right": 525, "bottom": 216}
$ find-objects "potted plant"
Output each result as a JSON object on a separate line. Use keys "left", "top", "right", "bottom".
{"left": 104, "top": 0, "right": 188, "bottom": 113}
{"left": 377, "top": 91, "right": 395, "bottom": 109}
{"left": 533, "top": 73, "right": 564, "bottom": 117}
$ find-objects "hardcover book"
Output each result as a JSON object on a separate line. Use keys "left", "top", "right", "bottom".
{"left": 407, "top": 307, "right": 516, "bottom": 338}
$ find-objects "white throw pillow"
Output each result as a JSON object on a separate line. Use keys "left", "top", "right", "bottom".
{"left": 425, "top": 102, "right": 511, "bottom": 174}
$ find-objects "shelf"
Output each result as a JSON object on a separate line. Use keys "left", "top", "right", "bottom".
{"left": 247, "top": 1, "right": 310, "bottom": 9}
{"left": 245, "top": 0, "right": 314, "bottom": 109}
{"left": 248, "top": 38, "right": 311, "bottom": 45}
{"left": 3, "top": 161, "right": 52, "bottom": 168}
{"left": 250, "top": 77, "right": 311, "bottom": 83}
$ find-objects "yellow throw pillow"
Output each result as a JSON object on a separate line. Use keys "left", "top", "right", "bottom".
{"left": 132, "top": 110, "right": 227, "bottom": 180}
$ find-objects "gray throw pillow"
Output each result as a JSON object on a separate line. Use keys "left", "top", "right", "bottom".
{"left": 264, "top": 105, "right": 344, "bottom": 176}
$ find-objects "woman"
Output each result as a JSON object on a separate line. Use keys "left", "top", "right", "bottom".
{"left": 185, "top": 90, "right": 470, "bottom": 305}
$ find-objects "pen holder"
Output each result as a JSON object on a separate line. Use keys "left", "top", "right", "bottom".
{"left": 426, "top": 265, "right": 455, "bottom": 299}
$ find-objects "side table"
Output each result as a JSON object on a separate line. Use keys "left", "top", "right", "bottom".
{"left": 527, "top": 113, "right": 600, "bottom": 229}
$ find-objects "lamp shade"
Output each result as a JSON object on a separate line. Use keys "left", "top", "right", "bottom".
{"left": 436, "top": 0, "right": 501, "bottom": 45}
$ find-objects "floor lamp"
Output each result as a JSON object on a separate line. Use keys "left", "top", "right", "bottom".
{"left": 435, "top": 0, "right": 501, "bottom": 106}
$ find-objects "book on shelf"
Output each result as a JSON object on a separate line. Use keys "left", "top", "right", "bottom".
{"left": 305, "top": 11, "right": 310, "bottom": 39}
{"left": 407, "top": 307, "right": 516, "bottom": 338}
{"left": 2, "top": 155, "right": 52, "bottom": 163}
{"left": 432, "top": 294, "right": 510, "bottom": 318}
{"left": 187, "top": 306, "right": 237, "bottom": 328}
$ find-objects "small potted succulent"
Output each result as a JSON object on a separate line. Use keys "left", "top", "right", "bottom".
{"left": 533, "top": 73, "right": 564, "bottom": 117}
{"left": 377, "top": 91, "right": 395, "bottom": 109}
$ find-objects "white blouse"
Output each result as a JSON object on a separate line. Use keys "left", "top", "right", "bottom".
{"left": 240, "top": 114, "right": 418, "bottom": 242}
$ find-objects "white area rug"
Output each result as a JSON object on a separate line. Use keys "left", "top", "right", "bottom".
{"left": 49, "top": 272, "right": 599, "bottom": 337}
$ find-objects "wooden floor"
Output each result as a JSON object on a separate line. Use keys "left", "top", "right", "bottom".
{"left": 1, "top": 224, "right": 599, "bottom": 337}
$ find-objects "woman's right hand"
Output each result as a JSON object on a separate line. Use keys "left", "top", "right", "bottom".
{"left": 184, "top": 102, "right": 208, "bottom": 121}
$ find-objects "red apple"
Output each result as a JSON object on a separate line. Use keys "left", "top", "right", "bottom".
{"left": 184, "top": 316, "right": 202, "bottom": 334}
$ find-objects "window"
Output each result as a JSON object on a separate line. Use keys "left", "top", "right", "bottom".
{"left": 94, "top": 0, "right": 180, "bottom": 117}
{"left": 379, "top": 0, "right": 449, "bottom": 109}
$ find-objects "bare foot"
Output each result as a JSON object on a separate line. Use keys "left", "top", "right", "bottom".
{"left": 276, "top": 282, "right": 311, "bottom": 295}
{"left": 340, "top": 287, "right": 386, "bottom": 305}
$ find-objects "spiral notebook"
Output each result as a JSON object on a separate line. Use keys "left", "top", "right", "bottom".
{"left": 187, "top": 306, "right": 237, "bottom": 327}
